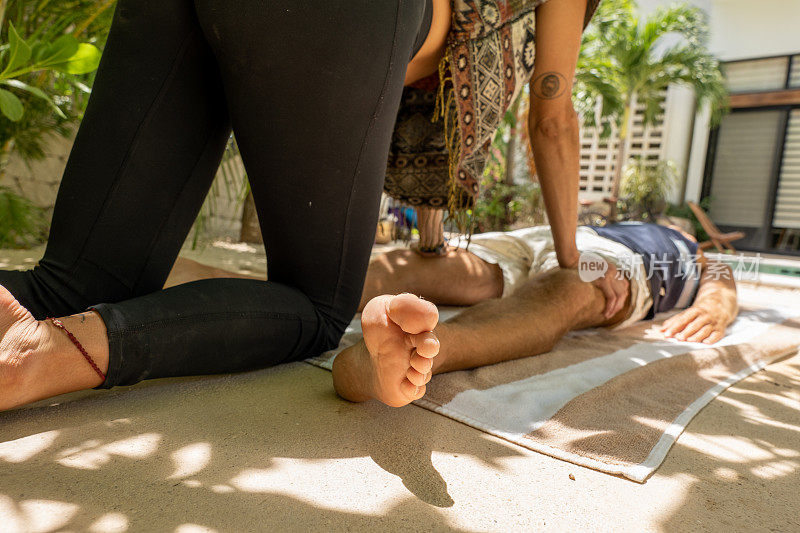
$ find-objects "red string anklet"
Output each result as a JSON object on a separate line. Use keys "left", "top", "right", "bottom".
{"left": 47, "top": 317, "right": 106, "bottom": 381}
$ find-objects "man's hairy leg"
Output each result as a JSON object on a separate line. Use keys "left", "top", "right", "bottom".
{"left": 166, "top": 242, "right": 504, "bottom": 311}
{"left": 432, "top": 267, "right": 630, "bottom": 373}
{"left": 358, "top": 248, "right": 503, "bottom": 310}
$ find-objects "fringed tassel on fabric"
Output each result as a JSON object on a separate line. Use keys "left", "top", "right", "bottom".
{"left": 433, "top": 51, "right": 474, "bottom": 239}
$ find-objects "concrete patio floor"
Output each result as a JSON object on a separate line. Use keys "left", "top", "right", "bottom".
{"left": 1, "top": 242, "right": 799, "bottom": 532}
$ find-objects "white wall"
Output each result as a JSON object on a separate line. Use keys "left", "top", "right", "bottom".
{"left": 684, "top": 105, "right": 712, "bottom": 203}
{"left": 705, "top": 0, "right": 800, "bottom": 61}
{"left": 639, "top": 0, "right": 800, "bottom": 61}
{"left": 0, "top": 133, "right": 72, "bottom": 214}
{"left": 661, "top": 85, "right": 697, "bottom": 203}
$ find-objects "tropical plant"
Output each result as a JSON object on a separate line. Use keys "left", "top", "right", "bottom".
{"left": 0, "top": 0, "right": 110, "bottom": 246}
{"left": 0, "top": 184, "right": 44, "bottom": 247}
{"left": 620, "top": 158, "right": 677, "bottom": 220}
{"left": 474, "top": 93, "right": 547, "bottom": 233}
{"left": 4, "top": 0, "right": 116, "bottom": 44}
{"left": 666, "top": 196, "right": 712, "bottom": 241}
{"left": 0, "top": 20, "right": 101, "bottom": 122}
{"left": 3, "top": 0, "right": 115, "bottom": 115}
{"left": 0, "top": 0, "right": 105, "bottom": 154}
{"left": 191, "top": 136, "right": 252, "bottom": 248}
{"left": 574, "top": 0, "right": 728, "bottom": 212}
{"left": 472, "top": 83, "right": 555, "bottom": 232}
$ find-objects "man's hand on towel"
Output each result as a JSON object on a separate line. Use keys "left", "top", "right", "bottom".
{"left": 659, "top": 306, "right": 726, "bottom": 345}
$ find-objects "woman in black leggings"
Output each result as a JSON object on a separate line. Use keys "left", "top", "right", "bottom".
{"left": 0, "top": 0, "right": 437, "bottom": 408}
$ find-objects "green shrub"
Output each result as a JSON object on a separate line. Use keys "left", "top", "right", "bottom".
{"left": 666, "top": 196, "right": 712, "bottom": 242}
{"left": 0, "top": 185, "right": 44, "bottom": 247}
{"left": 620, "top": 158, "right": 678, "bottom": 221}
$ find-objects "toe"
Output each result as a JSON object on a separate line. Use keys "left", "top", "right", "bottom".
{"left": 410, "top": 353, "right": 433, "bottom": 375}
{"left": 387, "top": 294, "right": 438, "bottom": 335}
{"left": 400, "top": 378, "right": 425, "bottom": 402}
{"left": 410, "top": 331, "right": 439, "bottom": 358}
{"left": 413, "top": 383, "right": 426, "bottom": 400}
{"left": 406, "top": 367, "right": 427, "bottom": 387}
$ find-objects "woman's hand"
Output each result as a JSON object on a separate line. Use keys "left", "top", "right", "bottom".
{"left": 660, "top": 306, "right": 727, "bottom": 344}
{"left": 591, "top": 262, "right": 629, "bottom": 319}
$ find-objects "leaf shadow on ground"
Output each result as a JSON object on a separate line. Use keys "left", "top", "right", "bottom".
{"left": 0, "top": 362, "right": 526, "bottom": 531}
{"left": 655, "top": 355, "right": 800, "bottom": 531}
{"left": 1, "top": 340, "right": 798, "bottom": 530}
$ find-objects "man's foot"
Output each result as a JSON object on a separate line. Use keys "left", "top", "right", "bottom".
{"left": 333, "top": 293, "right": 439, "bottom": 407}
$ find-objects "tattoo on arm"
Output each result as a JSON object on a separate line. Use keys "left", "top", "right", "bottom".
{"left": 532, "top": 71, "right": 567, "bottom": 100}
{"left": 80, "top": 313, "right": 85, "bottom": 323}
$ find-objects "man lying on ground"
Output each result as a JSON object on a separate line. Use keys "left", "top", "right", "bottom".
{"left": 170, "top": 222, "right": 738, "bottom": 409}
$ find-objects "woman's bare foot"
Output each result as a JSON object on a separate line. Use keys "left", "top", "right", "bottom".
{"left": 0, "top": 284, "right": 55, "bottom": 410}
{"left": 0, "top": 285, "right": 108, "bottom": 411}
{"left": 332, "top": 293, "right": 440, "bottom": 407}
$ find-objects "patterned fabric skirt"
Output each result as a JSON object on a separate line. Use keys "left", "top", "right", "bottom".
{"left": 384, "top": 84, "right": 472, "bottom": 210}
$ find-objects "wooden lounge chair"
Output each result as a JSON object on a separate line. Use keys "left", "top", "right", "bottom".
{"left": 687, "top": 201, "right": 746, "bottom": 253}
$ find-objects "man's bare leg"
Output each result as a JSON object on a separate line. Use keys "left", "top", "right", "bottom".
{"left": 166, "top": 251, "right": 623, "bottom": 406}
{"left": 358, "top": 248, "right": 503, "bottom": 310}
{"left": 432, "top": 268, "right": 627, "bottom": 373}
{"left": 360, "top": 246, "right": 626, "bottom": 372}
{"left": 335, "top": 267, "right": 628, "bottom": 405}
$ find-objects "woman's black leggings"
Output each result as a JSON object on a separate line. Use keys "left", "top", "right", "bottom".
{"left": 0, "top": 0, "right": 430, "bottom": 387}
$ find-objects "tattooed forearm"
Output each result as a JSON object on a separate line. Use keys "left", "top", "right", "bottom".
{"left": 532, "top": 71, "right": 567, "bottom": 100}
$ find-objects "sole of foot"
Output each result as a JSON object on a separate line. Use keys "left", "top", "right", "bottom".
{"left": 0, "top": 284, "right": 53, "bottom": 411}
{"left": 333, "top": 293, "right": 439, "bottom": 407}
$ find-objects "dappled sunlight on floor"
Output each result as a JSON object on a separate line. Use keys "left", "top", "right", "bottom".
{"left": 0, "top": 431, "right": 59, "bottom": 463}
{"left": 229, "top": 458, "right": 410, "bottom": 514}
{"left": 55, "top": 433, "right": 162, "bottom": 470}
{"left": 0, "top": 497, "right": 79, "bottom": 533}
{"left": 88, "top": 511, "right": 129, "bottom": 532}
{"left": 0, "top": 354, "right": 797, "bottom": 531}
{"left": 169, "top": 443, "right": 213, "bottom": 480}
{"left": 0, "top": 245, "right": 45, "bottom": 270}
{"left": 0, "top": 364, "right": 496, "bottom": 531}
{"left": 0, "top": 245, "right": 799, "bottom": 530}
{"left": 655, "top": 356, "right": 800, "bottom": 531}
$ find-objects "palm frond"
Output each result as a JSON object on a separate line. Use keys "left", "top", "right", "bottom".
{"left": 574, "top": 58, "right": 625, "bottom": 135}
{"left": 646, "top": 3, "right": 710, "bottom": 48}
{"left": 576, "top": 0, "right": 728, "bottom": 130}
